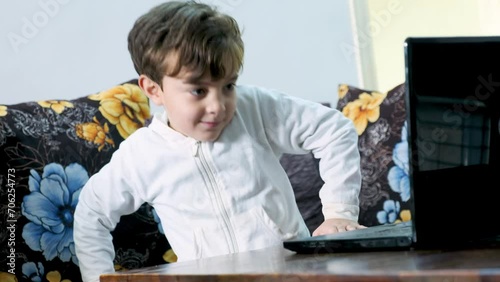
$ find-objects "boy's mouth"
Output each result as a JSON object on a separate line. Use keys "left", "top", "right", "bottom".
{"left": 201, "top": 121, "right": 221, "bottom": 128}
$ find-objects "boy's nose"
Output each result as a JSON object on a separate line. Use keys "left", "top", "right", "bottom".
{"left": 206, "top": 93, "right": 226, "bottom": 114}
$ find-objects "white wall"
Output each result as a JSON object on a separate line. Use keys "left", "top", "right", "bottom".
{"left": 353, "top": 0, "right": 500, "bottom": 92}
{"left": 1, "top": 0, "right": 359, "bottom": 113}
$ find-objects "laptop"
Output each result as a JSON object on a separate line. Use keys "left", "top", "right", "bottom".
{"left": 284, "top": 36, "right": 500, "bottom": 254}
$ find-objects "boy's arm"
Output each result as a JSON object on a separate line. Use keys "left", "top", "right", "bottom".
{"left": 74, "top": 148, "right": 144, "bottom": 282}
{"left": 257, "top": 88, "right": 362, "bottom": 229}
{"left": 307, "top": 105, "right": 365, "bottom": 234}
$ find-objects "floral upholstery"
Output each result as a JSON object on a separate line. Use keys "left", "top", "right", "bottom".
{"left": 337, "top": 83, "right": 411, "bottom": 227}
{"left": 281, "top": 87, "right": 410, "bottom": 230}
{"left": 0, "top": 80, "right": 410, "bottom": 282}
{"left": 0, "top": 80, "right": 173, "bottom": 282}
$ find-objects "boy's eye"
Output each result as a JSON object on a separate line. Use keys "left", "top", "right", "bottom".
{"left": 190, "top": 88, "right": 206, "bottom": 96}
{"left": 225, "top": 83, "right": 236, "bottom": 91}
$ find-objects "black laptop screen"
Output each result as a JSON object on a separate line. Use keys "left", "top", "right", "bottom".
{"left": 404, "top": 37, "right": 500, "bottom": 243}
{"left": 405, "top": 37, "right": 500, "bottom": 172}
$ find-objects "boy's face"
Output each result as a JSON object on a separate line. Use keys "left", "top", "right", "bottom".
{"left": 140, "top": 69, "right": 238, "bottom": 142}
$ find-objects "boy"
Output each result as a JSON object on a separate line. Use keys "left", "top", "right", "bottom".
{"left": 74, "top": 1, "right": 363, "bottom": 282}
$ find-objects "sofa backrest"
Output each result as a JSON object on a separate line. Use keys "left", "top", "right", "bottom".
{"left": 336, "top": 83, "right": 409, "bottom": 227}
{"left": 0, "top": 80, "right": 172, "bottom": 282}
{"left": 0, "top": 80, "right": 408, "bottom": 282}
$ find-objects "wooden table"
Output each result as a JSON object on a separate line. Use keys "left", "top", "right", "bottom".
{"left": 100, "top": 245, "right": 500, "bottom": 282}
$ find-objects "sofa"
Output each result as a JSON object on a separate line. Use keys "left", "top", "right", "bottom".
{"left": 0, "top": 79, "right": 409, "bottom": 282}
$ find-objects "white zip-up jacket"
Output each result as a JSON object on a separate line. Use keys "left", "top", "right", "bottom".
{"left": 74, "top": 85, "right": 361, "bottom": 282}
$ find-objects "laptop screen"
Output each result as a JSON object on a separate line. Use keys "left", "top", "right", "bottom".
{"left": 404, "top": 36, "right": 500, "bottom": 245}
{"left": 405, "top": 36, "right": 499, "bottom": 172}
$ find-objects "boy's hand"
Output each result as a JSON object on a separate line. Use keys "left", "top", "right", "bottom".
{"left": 312, "top": 218, "right": 366, "bottom": 236}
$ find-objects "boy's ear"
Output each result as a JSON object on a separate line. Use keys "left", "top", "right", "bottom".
{"left": 138, "top": 74, "right": 163, "bottom": 106}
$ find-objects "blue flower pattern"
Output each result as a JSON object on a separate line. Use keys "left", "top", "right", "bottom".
{"left": 152, "top": 208, "right": 165, "bottom": 234}
{"left": 22, "top": 261, "right": 44, "bottom": 282}
{"left": 21, "top": 163, "right": 88, "bottom": 265}
{"left": 377, "top": 121, "right": 410, "bottom": 224}
{"left": 376, "top": 200, "right": 401, "bottom": 224}
{"left": 387, "top": 121, "right": 410, "bottom": 202}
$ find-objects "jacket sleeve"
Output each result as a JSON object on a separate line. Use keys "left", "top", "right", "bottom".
{"left": 254, "top": 88, "right": 362, "bottom": 222}
{"left": 73, "top": 140, "right": 145, "bottom": 282}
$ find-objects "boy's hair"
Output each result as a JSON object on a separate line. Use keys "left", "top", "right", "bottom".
{"left": 128, "top": 1, "right": 244, "bottom": 86}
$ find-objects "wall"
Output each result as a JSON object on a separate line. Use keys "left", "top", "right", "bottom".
{"left": 352, "top": 0, "right": 500, "bottom": 93}
{"left": 1, "top": 0, "right": 360, "bottom": 113}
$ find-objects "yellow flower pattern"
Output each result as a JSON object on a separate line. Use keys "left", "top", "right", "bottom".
{"left": 114, "top": 264, "right": 127, "bottom": 272}
{"left": 342, "top": 91, "right": 387, "bottom": 135}
{"left": 38, "top": 100, "right": 74, "bottom": 114}
{"left": 163, "top": 248, "right": 178, "bottom": 263}
{"left": 338, "top": 84, "right": 349, "bottom": 99}
{"left": 46, "top": 270, "right": 71, "bottom": 282}
{"left": 394, "top": 210, "right": 412, "bottom": 224}
{"left": 399, "top": 209, "right": 412, "bottom": 222}
{"left": 75, "top": 117, "right": 115, "bottom": 151}
{"left": 0, "top": 272, "right": 17, "bottom": 282}
{"left": 0, "top": 105, "right": 7, "bottom": 117}
{"left": 89, "top": 83, "right": 150, "bottom": 139}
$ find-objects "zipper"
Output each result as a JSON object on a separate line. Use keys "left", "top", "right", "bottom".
{"left": 192, "top": 141, "right": 200, "bottom": 157}
{"left": 192, "top": 141, "right": 238, "bottom": 253}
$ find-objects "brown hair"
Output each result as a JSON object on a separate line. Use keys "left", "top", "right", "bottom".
{"left": 128, "top": 1, "right": 244, "bottom": 87}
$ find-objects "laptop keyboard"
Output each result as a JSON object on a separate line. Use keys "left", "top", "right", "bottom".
{"left": 306, "top": 221, "right": 413, "bottom": 241}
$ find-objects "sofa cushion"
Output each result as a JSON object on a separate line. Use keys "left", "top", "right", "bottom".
{"left": 0, "top": 80, "right": 171, "bottom": 282}
{"left": 280, "top": 152, "right": 324, "bottom": 233}
{"left": 336, "top": 83, "right": 411, "bottom": 227}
